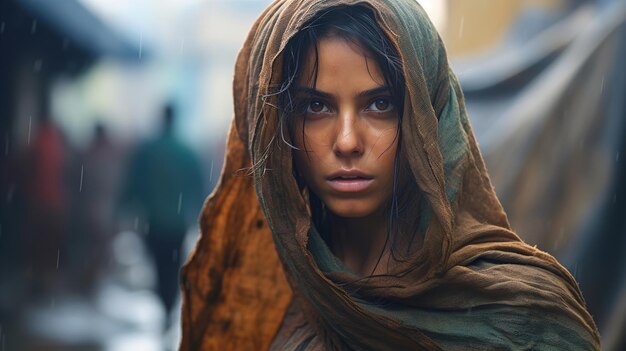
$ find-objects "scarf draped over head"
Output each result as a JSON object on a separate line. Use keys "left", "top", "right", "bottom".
{"left": 181, "top": 0, "right": 601, "bottom": 349}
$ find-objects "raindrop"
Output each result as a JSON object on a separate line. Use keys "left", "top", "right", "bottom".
{"left": 600, "top": 77, "right": 605, "bottom": 94}
{"left": 554, "top": 227, "right": 564, "bottom": 249}
{"left": 79, "top": 164, "right": 84, "bottom": 192}
{"left": 33, "top": 59, "right": 42, "bottom": 72}
{"left": 209, "top": 160, "right": 214, "bottom": 183}
{"left": 138, "top": 31, "right": 143, "bottom": 59}
{"left": 6, "top": 184, "right": 14, "bottom": 204}
{"left": 613, "top": 193, "right": 617, "bottom": 203}
{"left": 4, "top": 133, "right": 8, "bottom": 155}
{"left": 30, "top": 19, "right": 37, "bottom": 34}
{"left": 177, "top": 192, "right": 183, "bottom": 214}
{"left": 0, "top": 22, "right": 5, "bottom": 34}
{"left": 458, "top": 16, "right": 465, "bottom": 39}
{"left": 27, "top": 115, "right": 32, "bottom": 145}
{"left": 56, "top": 249, "right": 60, "bottom": 270}
{"left": 616, "top": 152, "right": 620, "bottom": 162}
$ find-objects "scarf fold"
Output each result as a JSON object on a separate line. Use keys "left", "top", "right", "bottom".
{"left": 181, "top": 0, "right": 601, "bottom": 349}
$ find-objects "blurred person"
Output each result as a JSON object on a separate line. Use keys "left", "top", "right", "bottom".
{"left": 69, "top": 122, "right": 126, "bottom": 295}
{"left": 120, "top": 104, "right": 204, "bottom": 323}
{"left": 181, "top": 1, "right": 600, "bottom": 350}
{"left": 21, "top": 113, "right": 67, "bottom": 297}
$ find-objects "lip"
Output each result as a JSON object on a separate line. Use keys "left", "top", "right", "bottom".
{"left": 326, "top": 169, "right": 374, "bottom": 193}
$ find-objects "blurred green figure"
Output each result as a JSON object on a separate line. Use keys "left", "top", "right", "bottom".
{"left": 120, "top": 104, "right": 204, "bottom": 318}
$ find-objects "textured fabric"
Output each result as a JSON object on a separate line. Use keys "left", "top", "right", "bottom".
{"left": 180, "top": 0, "right": 601, "bottom": 350}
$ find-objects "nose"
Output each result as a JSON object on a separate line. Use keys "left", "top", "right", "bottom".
{"left": 333, "top": 109, "right": 363, "bottom": 158}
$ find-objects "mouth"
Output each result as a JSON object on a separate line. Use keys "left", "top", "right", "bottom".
{"left": 326, "top": 170, "right": 374, "bottom": 193}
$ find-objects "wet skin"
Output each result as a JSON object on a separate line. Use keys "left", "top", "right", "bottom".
{"left": 292, "top": 36, "right": 400, "bottom": 274}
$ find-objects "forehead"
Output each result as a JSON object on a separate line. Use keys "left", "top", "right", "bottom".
{"left": 297, "top": 36, "right": 386, "bottom": 90}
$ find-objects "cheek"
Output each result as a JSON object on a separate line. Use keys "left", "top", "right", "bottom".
{"left": 369, "top": 127, "right": 400, "bottom": 192}
{"left": 293, "top": 150, "right": 310, "bottom": 175}
{"left": 294, "top": 119, "right": 329, "bottom": 147}
{"left": 370, "top": 124, "right": 399, "bottom": 159}
{"left": 292, "top": 118, "right": 316, "bottom": 150}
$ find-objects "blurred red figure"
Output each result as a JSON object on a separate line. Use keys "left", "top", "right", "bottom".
{"left": 73, "top": 123, "right": 125, "bottom": 294}
{"left": 23, "top": 114, "right": 67, "bottom": 295}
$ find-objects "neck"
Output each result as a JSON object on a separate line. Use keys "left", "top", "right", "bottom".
{"left": 327, "top": 210, "right": 391, "bottom": 276}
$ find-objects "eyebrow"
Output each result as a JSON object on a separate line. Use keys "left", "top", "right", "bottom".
{"left": 295, "top": 86, "right": 391, "bottom": 99}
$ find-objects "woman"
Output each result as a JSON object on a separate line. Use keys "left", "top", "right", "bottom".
{"left": 181, "top": 1, "right": 601, "bottom": 350}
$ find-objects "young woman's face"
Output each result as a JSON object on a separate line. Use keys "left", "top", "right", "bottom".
{"left": 292, "top": 36, "right": 400, "bottom": 219}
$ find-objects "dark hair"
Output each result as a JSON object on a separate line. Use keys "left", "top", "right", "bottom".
{"left": 277, "top": 5, "right": 421, "bottom": 274}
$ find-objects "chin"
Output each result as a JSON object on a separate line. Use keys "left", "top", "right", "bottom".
{"left": 325, "top": 200, "right": 380, "bottom": 219}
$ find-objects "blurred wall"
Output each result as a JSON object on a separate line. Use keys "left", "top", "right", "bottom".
{"left": 444, "top": 0, "right": 566, "bottom": 57}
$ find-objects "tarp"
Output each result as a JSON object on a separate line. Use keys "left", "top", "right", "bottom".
{"left": 458, "top": 2, "right": 626, "bottom": 349}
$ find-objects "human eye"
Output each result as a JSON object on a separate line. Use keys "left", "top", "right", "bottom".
{"left": 366, "top": 97, "right": 394, "bottom": 113}
{"left": 305, "top": 100, "right": 330, "bottom": 114}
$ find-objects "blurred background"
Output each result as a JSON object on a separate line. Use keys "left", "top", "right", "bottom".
{"left": 0, "top": 0, "right": 624, "bottom": 349}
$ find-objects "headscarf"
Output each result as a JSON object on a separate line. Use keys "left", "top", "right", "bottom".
{"left": 180, "top": 0, "right": 601, "bottom": 349}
